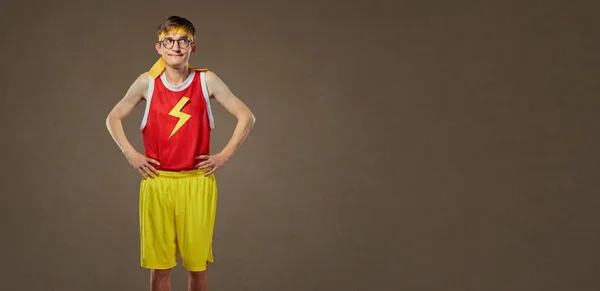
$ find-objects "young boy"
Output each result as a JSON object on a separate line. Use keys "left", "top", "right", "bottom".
{"left": 105, "top": 15, "right": 255, "bottom": 291}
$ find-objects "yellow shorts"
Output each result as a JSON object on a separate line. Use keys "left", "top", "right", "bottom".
{"left": 139, "top": 168, "right": 217, "bottom": 271}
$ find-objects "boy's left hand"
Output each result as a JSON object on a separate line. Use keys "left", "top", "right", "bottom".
{"left": 195, "top": 153, "right": 228, "bottom": 176}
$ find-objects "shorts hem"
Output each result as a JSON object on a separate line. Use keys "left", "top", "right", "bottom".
{"left": 141, "top": 263, "right": 177, "bottom": 270}
{"left": 183, "top": 261, "right": 214, "bottom": 272}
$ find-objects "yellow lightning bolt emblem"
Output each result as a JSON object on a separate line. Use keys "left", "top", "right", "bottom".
{"left": 168, "top": 97, "right": 191, "bottom": 138}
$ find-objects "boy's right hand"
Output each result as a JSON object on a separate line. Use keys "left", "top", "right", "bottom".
{"left": 124, "top": 150, "right": 160, "bottom": 179}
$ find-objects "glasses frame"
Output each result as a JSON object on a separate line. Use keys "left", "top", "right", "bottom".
{"left": 159, "top": 38, "right": 194, "bottom": 49}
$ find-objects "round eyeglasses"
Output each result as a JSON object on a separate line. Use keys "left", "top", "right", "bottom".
{"left": 160, "top": 38, "right": 193, "bottom": 49}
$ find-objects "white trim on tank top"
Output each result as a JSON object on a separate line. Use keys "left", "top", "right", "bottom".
{"left": 161, "top": 70, "right": 196, "bottom": 91}
{"left": 200, "top": 71, "right": 215, "bottom": 129}
{"left": 140, "top": 75, "right": 155, "bottom": 130}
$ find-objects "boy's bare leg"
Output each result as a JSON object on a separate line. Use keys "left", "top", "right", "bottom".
{"left": 188, "top": 269, "right": 208, "bottom": 291}
{"left": 151, "top": 269, "right": 172, "bottom": 291}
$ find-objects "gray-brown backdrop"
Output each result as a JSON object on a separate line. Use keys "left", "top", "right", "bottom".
{"left": 1, "top": 0, "right": 598, "bottom": 290}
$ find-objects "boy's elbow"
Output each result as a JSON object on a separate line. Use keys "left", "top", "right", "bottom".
{"left": 247, "top": 112, "right": 256, "bottom": 126}
{"left": 105, "top": 110, "right": 119, "bottom": 128}
{"left": 105, "top": 115, "right": 113, "bottom": 129}
{"left": 236, "top": 109, "right": 255, "bottom": 125}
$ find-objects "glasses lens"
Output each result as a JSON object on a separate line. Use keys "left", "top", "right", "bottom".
{"left": 162, "top": 39, "right": 174, "bottom": 49}
{"left": 178, "top": 39, "right": 190, "bottom": 49}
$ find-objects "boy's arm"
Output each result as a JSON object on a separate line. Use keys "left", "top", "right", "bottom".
{"left": 195, "top": 70, "right": 256, "bottom": 175}
{"left": 106, "top": 72, "right": 160, "bottom": 179}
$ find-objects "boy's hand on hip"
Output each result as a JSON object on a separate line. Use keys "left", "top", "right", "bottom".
{"left": 195, "top": 153, "right": 228, "bottom": 176}
{"left": 124, "top": 150, "right": 160, "bottom": 179}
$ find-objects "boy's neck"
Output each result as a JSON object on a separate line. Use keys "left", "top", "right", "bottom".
{"left": 163, "top": 65, "right": 191, "bottom": 86}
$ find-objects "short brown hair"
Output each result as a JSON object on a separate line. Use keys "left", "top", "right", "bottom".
{"left": 156, "top": 16, "right": 196, "bottom": 40}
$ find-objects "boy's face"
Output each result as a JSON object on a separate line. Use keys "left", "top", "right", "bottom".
{"left": 155, "top": 33, "right": 196, "bottom": 68}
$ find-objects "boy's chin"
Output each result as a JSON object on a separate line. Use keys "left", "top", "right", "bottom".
{"left": 166, "top": 61, "right": 188, "bottom": 68}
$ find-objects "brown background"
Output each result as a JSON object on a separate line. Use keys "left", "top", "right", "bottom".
{"left": 1, "top": 0, "right": 599, "bottom": 290}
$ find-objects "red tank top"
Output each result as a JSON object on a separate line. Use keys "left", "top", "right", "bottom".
{"left": 140, "top": 69, "right": 215, "bottom": 171}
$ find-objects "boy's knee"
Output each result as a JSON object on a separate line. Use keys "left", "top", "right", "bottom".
{"left": 188, "top": 268, "right": 207, "bottom": 277}
{"left": 151, "top": 269, "right": 172, "bottom": 279}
